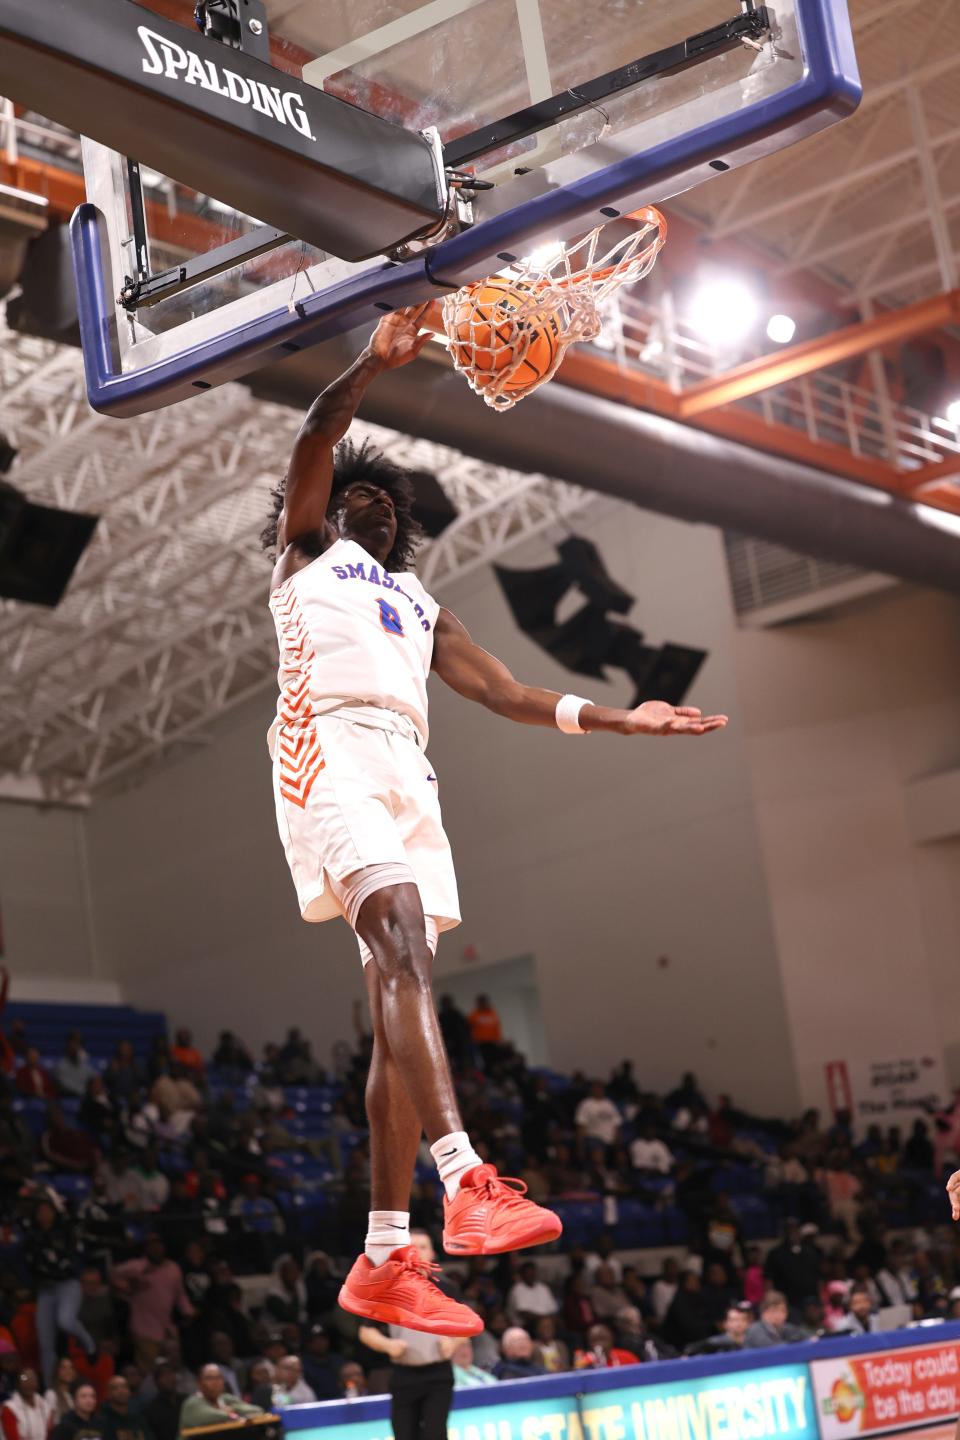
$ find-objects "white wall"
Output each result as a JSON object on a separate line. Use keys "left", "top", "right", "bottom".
{"left": 0, "top": 800, "right": 101, "bottom": 986}
{"left": 730, "top": 583, "right": 960, "bottom": 1111}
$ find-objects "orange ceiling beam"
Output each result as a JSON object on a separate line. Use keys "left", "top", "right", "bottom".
{"left": 904, "top": 451, "right": 960, "bottom": 495}
{"left": 554, "top": 348, "right": 949, "bottom": 506}
{"left": 677, "top": 289, "right": 960, "bottom": 419}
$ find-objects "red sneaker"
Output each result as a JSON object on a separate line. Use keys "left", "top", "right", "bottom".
{"left": 442, "top": 1164, "right": 563, "bottom": 1255}
{"left": 338, "top": 1245, "right": 483, "bottom": 1336}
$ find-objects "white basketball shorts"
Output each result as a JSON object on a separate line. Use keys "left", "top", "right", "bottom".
{"left": 271, "top": 711, "right": 461, "bottom": 934}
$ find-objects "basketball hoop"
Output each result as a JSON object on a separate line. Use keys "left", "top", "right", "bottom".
{"left": 439, "top": 207, "right": 667, "bottom": 411}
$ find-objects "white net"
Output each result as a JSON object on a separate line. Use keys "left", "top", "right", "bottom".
{"left": 440, "top": 208, "right": 667, "bottom": 411}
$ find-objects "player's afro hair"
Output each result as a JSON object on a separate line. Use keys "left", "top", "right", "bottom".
{"left": 261, "top": 437, "right": 424, "bottom": 572}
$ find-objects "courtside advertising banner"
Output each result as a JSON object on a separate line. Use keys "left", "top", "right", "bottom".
{"left": 292, "top": 1362, "right": 817, "bottom": 1440}
{"left": 811, "top": 1337, "right": 960, "bottom": 1439}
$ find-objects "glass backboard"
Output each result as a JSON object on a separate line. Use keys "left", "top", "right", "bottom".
{"left": 74, "top": 0, "right": 861, "bottom": 414}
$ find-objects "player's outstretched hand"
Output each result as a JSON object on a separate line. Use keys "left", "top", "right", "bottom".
{"left": 624, "top": 700, "right": 728, "bottom": 736}
{"left": 947, "top": 1169, "right": 960, "bottom": 1221}
{"left": 369, "top": 304, "right": 435, "bottom": 369}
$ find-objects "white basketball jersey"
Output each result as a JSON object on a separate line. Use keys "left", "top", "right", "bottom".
{"left": 268, "top": 538, "right": 440, "bottom": 752}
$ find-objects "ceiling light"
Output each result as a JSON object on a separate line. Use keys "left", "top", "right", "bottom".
{"left": 767, "top": 313, "right": 797, "bottom": 345}
{"left": 689, "top": 276, "right": 759, "bottom": 346}
{"left": 522, "top": 240, "right": 564, "bottom": 270}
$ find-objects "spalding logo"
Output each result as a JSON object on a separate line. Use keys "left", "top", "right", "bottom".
{"left": 138, "top": 26, "right": 316, "bottom": 141}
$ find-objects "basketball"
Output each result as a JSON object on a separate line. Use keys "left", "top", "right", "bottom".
{"left": 447, "top": 277, "right": 563, "bottom": 393}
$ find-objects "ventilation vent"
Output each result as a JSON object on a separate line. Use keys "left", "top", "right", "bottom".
{"left": 724, "top": 533, "right": 895, "bottom": 625}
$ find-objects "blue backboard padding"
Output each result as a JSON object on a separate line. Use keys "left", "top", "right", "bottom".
{"left": 73, "top": 0, "right": 861, "bottom": 417}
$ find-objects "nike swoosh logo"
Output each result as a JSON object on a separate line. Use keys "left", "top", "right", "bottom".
{"left": 439, "top": 1147, "right": 458, "bottom": 1157}
{"left": 426, "top": 774, "right": 437, "bottom": 782}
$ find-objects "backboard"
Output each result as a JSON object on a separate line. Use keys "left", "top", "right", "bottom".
{"left": 73, "top": 0, "right": 861, "bottom": 415}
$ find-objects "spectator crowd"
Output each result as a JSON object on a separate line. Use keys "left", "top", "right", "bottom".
{"left": 1, "top": 988, "right": 960, "bottom": 1440}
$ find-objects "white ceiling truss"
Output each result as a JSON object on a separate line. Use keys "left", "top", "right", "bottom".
{"left": 682, "top": 0, "right": 960, "bottom": 310}
{"left": 0, "top": 322, "right": 596, "bottom": 804}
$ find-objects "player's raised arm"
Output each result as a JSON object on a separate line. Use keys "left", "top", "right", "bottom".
{"left": 431, "top": 608, "right": 728, "bottom": 736}
{"left": 277, "top": 305, "right": 434, "bottom": 550}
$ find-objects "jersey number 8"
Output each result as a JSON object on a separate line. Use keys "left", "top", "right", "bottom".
{"left": 378, "top": 598, "right": 404, "bottom": 636}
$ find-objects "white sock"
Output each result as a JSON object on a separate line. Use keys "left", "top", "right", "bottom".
{"left": 365, "top": 1210, "right": 410, "bottom": 1266}
{"left": 431, "top": 1131, "right": 484, "bottom": 1200}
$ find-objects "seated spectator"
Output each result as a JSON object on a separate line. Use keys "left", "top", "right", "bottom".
{"left": 2, "top": 1369, "right": 52, "bottom": 1440}
{"left": 575, "top": 1082, "right": 621, "bottom": 1157}
{"left": 686, "top": 1304, "right": 751, "bottom": 1356}
{"left": 103, "top": 1045, "right": 142, "bottom": 1108}
{"left": 904, "top": 1119, "right": 934, "bottom": 1171}
{"left": 875, "top": 1240, "right": 918, "bottom": 1308}
{"left": 97, "top": 1377, "right": 149, "bottom": 1440}
{"left": 149, "top": 1070, "right": 200, "bottom": 1139}
{"left": 40, "top": 1105, "right": 98, "bottom": 1174}
{"left": 589, "top": 1264, "right": 627, "bottom": 1321}
{"left": 337, "top": 1364, "right": 367, "bottom": 1399}
{"left": 573, "top": 1323, "right": 639, "bottom": 1370}
{"left": 562, "top": 1274, "right": 596, "bottom": 1339}
{"left": 78, "top": 1083, "right": 116, "bottom": 1146}
{"left": 744, "top": 1292, "right": 808, "bottom": 1348}
{"left": 492, "top": 1330, "right": 545, "bottom": 1382}
{"left": 133, "top": 1151, "right": 169, "bottom": 1215}
{"left": 229, "top": 1178, "right": 282, "bottom": 1272}
{"left": 629, "top": 1122, "right": 674, "bottom": 1175}
{"left": 98, "top": 1153, "right": 142, "bottom": 1213}
{"left": 742, "top": 1247, "right": 766, "bottom": 1308}
{"left": 141, "top": 1365, "right": 182, "bottom": 1440}
{"left": 178, "top": 1366, "right": 265, "bottom": 1435}
{"left": 51, "top": 1382, "right": 100, "bottom": 1440}
{"left": 44, "top": 1361, "right": 77, "bottom": 1423}
{"left": 663, "top": 1271, "right": 713, "bottom": 1352}
{"left": 531, "top": 1317, "right": 570, "bottom": 1374}
{"left": 299, "top": 1327, "right": 342, "bottom": 1403}
{"left": 470, "top": 1315, "right": 507, "bottom": 1374}
{"left": 304, "top": 1255, "right": 340, "bottom": 1321}
{"left": 613, "top": 1308, "right": 676, "bottom": 1363}
{"left": 437, "top": 998, "right": 472, "bottom": 1070}
{"left": 211, "top": 1033, "right": 253, "bottom": 1082}
{"left": 451, "top": 1342, "right": 497, "bottom": 1389}
{"left": 55, "top": 1038, "right": 95, "bottom": 1102}
{"left": 584, "top": 1235, "right": 623, "bottom": 1283}
{"left": 169, "top": 1032, "right": 205, "bottom": 1080}
{"left": 701, "top": 1262, "right": 738, "bottom": 1326}
{"left": 76, "top": 1273, "right": 117, "bottom": 1355}
{"left": 15, "top": 1051, "right": 56, "bottom": 1101}
{"left": 207, "top": 1338, "right": 239, "bottom": 1399}
{"left": 831, "top": 1284, "right": 880, "bottom": 1336}
{"left": 507, "top": 1262, "right": 557, "bottom": 1327}
{"left": 121, "top": 1369, "right": 145, "bottom": 1419}
{"left": 649, "top": 1258, "right": 680, "bottom": 1322}
{"left": 268, "top": 1359, "right": 315, "bottom": 1408}
{"left": 241, "top": 1366, "right": 270, "bottom": 1408}
{"left": 263, "top": 1259, "right": 306, "bottom": 1329}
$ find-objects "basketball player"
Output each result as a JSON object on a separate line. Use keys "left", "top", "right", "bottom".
{"left": 261, "top": 304, "right": 728, "bottom": 1336}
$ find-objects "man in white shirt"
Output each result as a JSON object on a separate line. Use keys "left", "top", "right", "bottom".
{"left": 508, "top": 1261, "right": 558, "bottom": 1325}
{"left": 629, "top": 1122, "right": 675, "bottom": 1175}
{"left": 575, "top": 1083, "right": 622, "bottom": 1155}
{"left": 272, "top": 1356, "right": 318, "bottom": 1406}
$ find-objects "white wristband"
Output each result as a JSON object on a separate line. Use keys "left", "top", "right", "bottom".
{"left": 556, "top": 694, "right": 594, "bottom": 735}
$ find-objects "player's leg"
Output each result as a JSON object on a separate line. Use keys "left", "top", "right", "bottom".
{"left": 355, "top": 881, "right": 461, "bottom": 1144}
{"left": 354, "top": 880, "right": 561, "bottom": 1257}
{"left": 362, "top": 953, "right": 421, "bottom": 1256}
